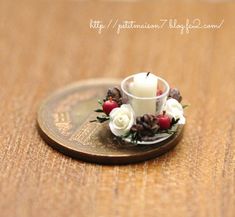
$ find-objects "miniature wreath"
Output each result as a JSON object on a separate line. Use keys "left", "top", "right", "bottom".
{"left": 91, "top": 77, "right": 187, "bottom": 143}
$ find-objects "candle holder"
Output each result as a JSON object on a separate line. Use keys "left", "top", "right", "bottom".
{"left": 121, "top": 74, "right": 170, "bottom": 116}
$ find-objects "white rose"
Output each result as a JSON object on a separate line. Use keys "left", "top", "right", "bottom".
{"left": 109, "top": 104, "right": 135, "bottom": 137}
{"left": 164, "top": 98, "right": 186, "bottom": 124}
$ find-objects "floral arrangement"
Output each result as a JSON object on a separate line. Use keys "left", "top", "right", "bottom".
{"left": 91, "top": 74, "right": 187, "bottom": 143}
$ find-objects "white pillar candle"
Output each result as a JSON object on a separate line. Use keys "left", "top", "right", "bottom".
{"left": 130, "top": 72, "right": 158, "bottom": 116}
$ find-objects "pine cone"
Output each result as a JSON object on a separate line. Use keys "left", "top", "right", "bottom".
{"left": 131, "top": 114, "right": 160, "bottom": 141}
{"left": 105, "top": 86, "right": 123, "bottom": 106}
{"left": 168, "top": 88, "right": 182, "bottom": 102}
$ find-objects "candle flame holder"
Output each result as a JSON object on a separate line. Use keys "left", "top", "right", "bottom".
{"left": 121, "top": 74, "right": 170, "bottom": 116}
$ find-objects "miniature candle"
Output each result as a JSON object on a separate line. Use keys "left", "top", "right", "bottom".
{"left": 131, "top": 72, "right": 158, "bottom": 116}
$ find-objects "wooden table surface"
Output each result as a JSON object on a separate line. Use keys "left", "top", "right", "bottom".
{"left": 1, "top": 1, "right": 235, "bottom": 217}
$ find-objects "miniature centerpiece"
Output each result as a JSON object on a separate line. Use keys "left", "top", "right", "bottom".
{"left": 37, "top": 74, "right": 188, "bottom": 164}
{"left": 92, "top": 72, "right": 186, "bottom": 145}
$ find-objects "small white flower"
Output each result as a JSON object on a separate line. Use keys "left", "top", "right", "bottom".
{"left": 164, "top": 98, "right": 186, "bottom": 124}
{"left": 109, "top": 104, "right": 135, "bottom": 137}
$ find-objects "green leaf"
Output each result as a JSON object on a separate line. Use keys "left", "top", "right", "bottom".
{"left": 96, "top": 115, "right": 110, "bottom": 123}
{"left": 182, "top": 104, "right": 189, "bottom": 109}
{"left": 98, "top": 99, "right": 103, "bottom": 106}
{"left": 122, "top": 131, "right": 132, "bottom": 138}
{"left": 94, "top": 109, "right": 104, "bottom": 113}
{"left": 171, "top": 118, "right": 180, "bottom": 125}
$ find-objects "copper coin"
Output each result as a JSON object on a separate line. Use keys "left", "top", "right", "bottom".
{"left": 37, "top": 79, "right": 184, "bottom": 165}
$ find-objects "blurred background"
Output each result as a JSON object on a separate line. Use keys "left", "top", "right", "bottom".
{"left": 0, "top": 1, "right": 235, "bottom": 217}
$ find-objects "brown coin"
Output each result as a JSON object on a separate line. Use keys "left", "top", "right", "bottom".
{"left": 37, "top": 79, "right": 184, "bottom": 165}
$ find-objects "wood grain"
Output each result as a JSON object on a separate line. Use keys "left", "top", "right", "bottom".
{"left": 0, "top": 1, "right": 235, "bottom": 217}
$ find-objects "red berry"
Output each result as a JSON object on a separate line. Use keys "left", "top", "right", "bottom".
{"left": 102, "top": 98, "right": 119, "bottom": 115}
{"left": 157, "top": 111, "right": 171, "bottom": 129}
{"left": 157, "top": 89, "right": 163, "bottom": 96}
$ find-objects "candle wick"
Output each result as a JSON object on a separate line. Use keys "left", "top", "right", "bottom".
{"left": 146, "top": 72, "right": 150, "bottom": 77}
